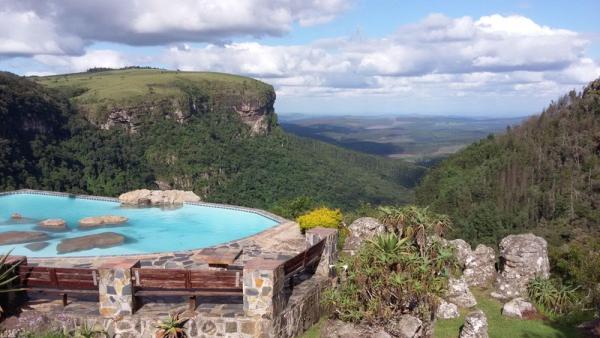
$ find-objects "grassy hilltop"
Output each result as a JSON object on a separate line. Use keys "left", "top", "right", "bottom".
{"left": 33, "top": 68, "right": 274, "bottom": 123}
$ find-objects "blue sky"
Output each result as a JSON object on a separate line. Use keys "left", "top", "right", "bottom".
{"left": 1, "top": 0, "right": 599, "bottom": 117}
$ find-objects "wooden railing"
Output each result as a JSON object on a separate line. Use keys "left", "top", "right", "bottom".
{"left": 283, "top": 238, "right": 326, "bottom": 284}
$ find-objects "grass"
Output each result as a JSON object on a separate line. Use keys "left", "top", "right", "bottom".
{"left": 32, "top": 68, "right": 273, "bottom": 122}
{"left": 299, "top": 317, "right": 327, "bottom": 338}
{"left": 435, "top": 290, "right": 583, "bottom": 338}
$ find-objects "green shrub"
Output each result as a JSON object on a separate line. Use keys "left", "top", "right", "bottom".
{"left": 323, "top": 222, "right": 457, "bottom": 332}
{"left": 323, "top": 206, "right": 457, "bottom": 333}
{"left": 527, "top": 277, "right": 580, "bottom": 316}
{"left": 297, "top": 207, "right": 343, "bottom": 232}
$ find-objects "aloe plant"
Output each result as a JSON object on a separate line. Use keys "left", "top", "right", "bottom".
{"left": 155, "top": 312, "right": 189, "bottom": 338}
{"left": 0, "top": 250, "right": 24, "bottom": 316}
{"left": 71, "top": 322, "right": 108, "bottom": 338}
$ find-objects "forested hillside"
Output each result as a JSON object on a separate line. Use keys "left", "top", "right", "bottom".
{"left": 417, "top": 78, "right": 600, "bottom": 247}
{"left": 0, "top": 70, "right": 424, "bottom": 211}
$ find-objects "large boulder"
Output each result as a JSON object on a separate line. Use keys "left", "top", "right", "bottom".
{"left": 343, "top": 217, "right": 386, "bottom": 255}
{"left": 436, "top": 299, "right": 460, "bottom": 319}
{"left": 38, "top": 219, "right": 68, "bottom": 231}
{"left": 502, "top": 297, "right": 536, "bottom": 318}
{"left": 56, "top": 232, "right": 125, "bottom": 254}
{"left": 119, "top": 189, "right": 200, "bottom": 206}
{"left": 463, "top": 244, "right": 496, "bottom": 288}
{"left": 0, "top": 231, "right": 49, "bottom": 245}
{"left": 446, "top": 277, "right": 477, "bottom": 308}
{"left": 449, "top": 239, "right": 472, "bottom": 266}
{"left": 492, "top": 233, "right": 550, "bottom": 299}
{"left": 459, "top": 309, "right": 489, "bottom": 338}
{"left": 79, "top": 215, "right": 128, "bottom": 229}
{"left": 320, "top": 320, "right": 390, "bottom": 338}
{"left": 389, "top": 314, "right": 422, "bottom": 338}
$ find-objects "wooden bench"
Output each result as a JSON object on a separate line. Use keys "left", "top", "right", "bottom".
{"left": 18, "top": 265, "right": 99, "bottom": 306}
{"left": 131, "top": 268, "right": 242, "bottom": 311}
{"left": 283, "top": 238, "right": 326, "bottom": 287}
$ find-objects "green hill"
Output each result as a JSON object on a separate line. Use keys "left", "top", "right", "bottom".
{"left": 416, "top": 77, "right": 600, "bottom": 246}
{"left": 1, "top": 69, "right": 425, "bottom": 211}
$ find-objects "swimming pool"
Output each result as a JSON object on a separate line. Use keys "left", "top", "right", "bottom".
{"left": 0, "top": 192, "right": 280, "bottom": 257}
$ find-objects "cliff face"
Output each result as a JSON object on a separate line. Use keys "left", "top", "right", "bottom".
{"left": 98, "top": 89, "right": 276, "bottom": 135}
{"left": 34, "top": 69, "right": 277, "bottom": 136}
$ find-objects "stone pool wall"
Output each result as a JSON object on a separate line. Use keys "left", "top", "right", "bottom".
{"left": 1, "top": 228, "right": 339, "bottom": 338}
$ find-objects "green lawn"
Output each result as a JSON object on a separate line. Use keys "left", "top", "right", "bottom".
{"left": 435, "top": 290, "right": 582, "bottom": 338}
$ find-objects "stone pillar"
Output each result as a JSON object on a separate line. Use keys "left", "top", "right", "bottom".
{"left": 243, "top": 258, "right": 285, "bottom": 319}
{"left": 306, "top": 227, "right": 338, "bottom": 277}
{"left": 98, "top": 259, "right": 139, "bottom": 318}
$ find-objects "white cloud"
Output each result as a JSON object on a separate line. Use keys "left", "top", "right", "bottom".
{"left": 0, "top": 0, "right": 350, "bottom": 52}
{"left": 34, "top": 50, "right": 128, "bottom": 73}
{"left": 160, "top": 14, "right": 599, "bottom": 102}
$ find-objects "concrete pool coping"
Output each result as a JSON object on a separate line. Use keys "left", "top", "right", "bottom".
{"left": 0, "top": 189, "right": 301, "bottom": 266}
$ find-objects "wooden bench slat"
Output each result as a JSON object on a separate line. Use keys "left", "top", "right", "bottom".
{"left": 26, "top": 287, "right": 98, "bottom": 295}
{"left": 134, "top": 289, "right": 242, "bottom": 297}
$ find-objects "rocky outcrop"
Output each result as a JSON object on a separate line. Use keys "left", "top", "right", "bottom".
{"left": 464, "top": 244, "right": 496, "bottom": 288}
{"left": 446, "top": 277, "right": 477, "bottom": 308}
{"left": 388, "top": 315, "right": 423, "bottom": 338}
{"left": 460, "top": 310, "right": 489, "bottom": 338}
{"left": 56, "top": 232, "right": 125, "bottom": 254}
{"left": 320, "top": 320, "right": 390, "bottom": 338}
{"left": 79, "top": 215, "right": 128, "bottom": 229}
{"left": 492, "top": 233, "right": 550, "bottom": 299}
{"left": 502, "top": 298, "right": 536, "bottom": 318}
{"left": 38, "top": 219, "right": 68, "bottom": 231}
{"left": 436, "top": 299, "right": 460, "bottom": 319}
{"left": 449, "top": 239, "right": 472, "bottom": 266}
{"left": 447, "top": 239, "right": 496, "bottom": 288}
{"left": 0, "top": 231, "right": 49, "bottom": 245}
{"left": 343, "top": 217, "right": 386, "bottom": 255}
{"left": 98, "top": 87, "right": 276, "bottom": 136}
{"left": 118, "top": 189, "right": 200, "bottom": 206}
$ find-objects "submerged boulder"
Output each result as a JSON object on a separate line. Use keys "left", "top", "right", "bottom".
{"left": 11, "top": 213, "right": 22, "bottom": 219}
{"left": 78, "top": 215, "right": 128, "bottom": 229}
{"left": 492, "top": 233, "right": 550, "bottom": 299}
{"left": 119, "top": 189, "right": 200, "bottom": 206}
{"left": 0, "top": 231, "right": 49, "bottom": 245}
{"left": 25, "top": 242, "right": 50, "bottom": 251}
{"left": 343, "top": 217, "right": 386, "bottom": 255}
{"left": 57, "top": 232, "right": 125, "bottom": 254}
{"left": 38, "top": 219, "right": 68, "bottom": 231}
{"left": 459, "top": 309, "right": 489, "bottom": 338}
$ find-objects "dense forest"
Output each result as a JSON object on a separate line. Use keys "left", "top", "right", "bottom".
{"left": 0, "top": 71, "right": 424, "bottom": 211}
{"left": 417, "top": 78, "right": 600, "bottom": 246}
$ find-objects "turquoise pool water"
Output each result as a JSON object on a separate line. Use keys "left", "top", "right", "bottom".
{"left": 0, "top": 193, "right": 279, "bottom": 257}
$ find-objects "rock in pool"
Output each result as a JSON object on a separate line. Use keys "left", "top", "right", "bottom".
{"left": 11, "top": 213, "right": 22, "bottom": 220}
{"left": 119, "top": 189, "right": 200, "bottom": 206}
{"left": 57, "top": 232, "right": 125, "bottom": 254}
{"left": 78, "top": 215, "right": 128, "bottom": 229}
{"left": 38, "top": 219, "right": 68, "bottom": 231}
{"left": 0, "top": 231, "right": 49, "bottom": 245}
{"left": 25, "top": 242, "right": 50, "bottom": 252}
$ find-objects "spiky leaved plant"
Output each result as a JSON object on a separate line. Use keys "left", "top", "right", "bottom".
{"left": 0, "top": 250, "right": 24, "bottom": 316}
{"left": 72, "top": 322, "right": 108, "bottom": 338}
{"left": 527, "top": 276, "right": 580, "bottom": 315}
{"left": 155, "top": 312, "right": 189, "bottom": 338}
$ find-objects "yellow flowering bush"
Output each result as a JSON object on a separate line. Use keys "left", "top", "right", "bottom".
{"left": 297, "top": 207, "right": 343, "bottom": 232}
